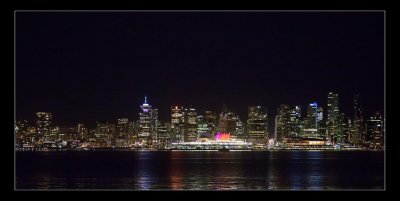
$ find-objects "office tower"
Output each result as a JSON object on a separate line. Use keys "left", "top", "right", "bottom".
{"left": 289, "top": 106, "right": 302, "bottom": 137}
{"left": 216, "top": 107, "right": 237, "bottom": 138}
{"left": 95, "top": 122, "right": 113, "bottom": 143}
{"left": 276, "top": 105, "right": 302, "bottom": 143}
{"left": 235, "top": 116, "right": 245, "bottom": 140}
{"left": 128, "top": 121, "right": 136, "bottom": 143}
{"left": 77, "top": 123, "right": 88, "bottom": 140}
{"left": 366, "top": 112, "right": 384, "bottom": 149}
{"left": 301, "top": 102, "right": 319, "bottom": 139}
{"left": 247, "top": 106, "right": 268, "bottom": 144}
{"left": 183, "top": 107, "right": 197, "bottom": 142}
{"left": 138, "top": 96, "right": 158, "bottom": 145}
{"left": 204, "top": 110, "right": 217, "bottom": 135}
{"left": 171, "top": 106, "right": 184, "bottom": 142}
{"left": 116, "top": 118, "right": 129, "bottom": 138}
{"left": 334, "top": 113, "right": 347, "bottom": 144}
{"left": 274, "top": 116, "right": 278, "bottom": 142}
{"left": 114, "top": 118, "right": 129, "bottom": 147}
{"left": 36, "top": 112, "right": 52, "bottom": 140}
{"left": 306, "top": 102, "right": 318, "bottom": 130}
{"left": 353, "top": 94, "right": 364, "bottom": 145}
{"left": 197, "top": 115, "right": 209, "bottom": 139}
{"left": 156, "top": 121, "right": 170, "bottom": 149}
{"left": 15, "top": 120, "right": 29, "bottom": 143}
{"left": 276, "top": 104, "right": 291, "bottom": 142}
{"left": 317, "top": 107, "right": 326, "bottom": 139}
{"left": 327, "top": 92, "right": 340, "bottom": 143}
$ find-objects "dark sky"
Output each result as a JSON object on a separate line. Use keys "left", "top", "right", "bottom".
{"left": 16, "top": 11, "right": 384, "bottom": 130}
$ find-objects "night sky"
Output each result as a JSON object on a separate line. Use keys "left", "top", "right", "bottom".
{"left": 16, "top": 11, "right": 384, "bottom": 131}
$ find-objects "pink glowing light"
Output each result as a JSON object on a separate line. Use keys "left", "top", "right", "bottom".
{"left": 215, "top": 132, "right": 231, "bottom": 141}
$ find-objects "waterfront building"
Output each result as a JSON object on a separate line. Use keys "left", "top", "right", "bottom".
{"left": 247, "top": 106, "right": 268, "bottom": 144}
{"left": 184, "top": 107, "right": 197, "bottom": 142}
{"left": 327, "top": 92, "right": 340, "bottom": 143}
{"left": 197, "top": 115, "right": 210, "bottom": 139}
{"left": 353, "top": 94, "right": 364, "bottom": 145}
{"left": 204, "top": 110, "right": 217, "bottom": 135}
{"left": 156, "top": 121, "right": 171, "bottom": 149}
{"left": 366, "top": 112, "right": 384, "bottom": 149}
{"left": 171, "top": 106, "right": 184, "bottom": 142}
{"left": 138, "top": 96, "right": 158, "bottom": 146}
{"left": 36, "top": 112, "right": 52, "bottom": 140}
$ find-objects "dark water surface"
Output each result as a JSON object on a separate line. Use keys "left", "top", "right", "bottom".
{"left": 16, "top": 151, "right": 384, "bottom": 190}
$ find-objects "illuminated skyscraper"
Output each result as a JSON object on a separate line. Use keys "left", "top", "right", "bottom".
{"left": 247, "top": 106, "right": 268, "bottom": 144}
{"left": 116, "top": 118, "right": 129, "bottom": 138}
{"left": 344, "top": 118, "right": 353, "bottom": 144}
{"left": 183, "top": 107, "right": 197, "bottom": 142}
{"left": 234, "top": 116, "right": 245, "bottom": 140}
{"left": 217, "top": 111, "right": 237, "bottom": 137}
{"left": 94, "top": 122, "right": 114, "bottom": 146}
{"left": 366, "top": 112, "right": 384, "bottom": 149}
{"left": 306, "top": 102, "right": 318, "bottom": 130}
{"left": 204, "top": 110, "right": 217, "bottom": 135}
{"left": 317, "top": 107, "right": 326, "bottom": 139}
{"left": 171, "top": 106, "right": 184, "bottom": 142}
{"left": 289, "top": 106, "right": 302, "bottom": 137}
{"left": 353, "top": 94, "right": 364, "bottom": 145}
{"left": 302, "top": 102, "right": 321, "bottom": 139}
{"left": 36, "top": 112, "right": 52, "bottom": 140}
{"left": 115, "top": 118, "right": 129, "bottom": 146}
{"left": 77, "top": 123, "right": 88, "bottom": 140}
{"left": 276, "top": 105, "right": 301, "bottom": 142}
{"left": 156, "top": 121, "right": 171, "bottom": 149}
{"left": 138, "top": 96, "right": 158, "bottom": 145}
{"left": 276, "top": 104, "right": 291, "bottom": 142}
{"left": 197, "top": 115, "right": 209, "bottom": 139}
{"left": 327, "top": 92, "right": 340, "bottom": 143}
{"left": 15, "top": 120, "right": 29, "bottom": 144}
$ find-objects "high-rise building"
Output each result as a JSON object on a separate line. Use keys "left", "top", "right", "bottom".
{"left": 95, "top": 122, "right": 114, "bottom": 144}
{"left": 234, "top": 116, "right": 245, "bottom": 140}
{"left": 77, "top": 123, "right": 88, "bottom": 140}
{"left": 276, "top": 105, "right": 302, "bottom": 143}
{"left": 306, "top": 102, "right": 318, "bottom": 130}
{"left": 197, "top": 115, "right": 209, "bottom": 139}
{"left": 156, "top": 121, "right": 170, "bottom": 149}
{"left": 344, "top": 118, "right": 353, "bottom": 144}
{"left": 204, "top": 110, "right": 217, "bottom": 135}
{"left": 36, "top": 112, "right": 52, "bottom": 140}
{"left": 289, "top": 106, "right": 302, "bottom": 137}
{"left": 353, "top": 94, "right": 364, "bottom": 146}
{"left": 274, "top": 115, "right": 278, "bottom": 142}
{"left": 15, "top": 120, "right": 29, "bottom": 144}
{"left": 116, "top": 118, "right": 129, "bottom": 138}
{"left": 128, "top": 121, "right": 136, "bottom": 144}
{"left": 183, "top": 107, "right": 197, "bottom": 142}
{"left": 366, "top": 112, "right": 384, "bottom": 149}
{"left": 302, "top": 102, "right": 323, "bottom": 139}
{"left": 171, "top": 106, "right": 184, "bottom": 142}
{"left": 115, "top": 118, "right": 129, "bottom": 146}
{"left": 217, "top": 111, "right": 237, "bottom": 137}
{"left": 276, "top": 104, "right": 291, "bottom": 142}
{"left": 138, "top": 96, "right": 158, "bottom": 145}
{"left": 327, "top": 92, "right": 340, "bottom": 143}
{"left": 247, "top": 106, "right": 268, "bottom": 144}
{"left": 317, "top": 107, "right": 326, "bottom": 139}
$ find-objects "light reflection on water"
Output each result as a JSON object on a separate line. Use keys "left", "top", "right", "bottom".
{"left": 16, "top": 151, "right": 384, "bottom": 190}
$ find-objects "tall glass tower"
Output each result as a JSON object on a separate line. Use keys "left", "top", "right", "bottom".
{"left": 138, "top": 96, "right": 158, "bottom": 146}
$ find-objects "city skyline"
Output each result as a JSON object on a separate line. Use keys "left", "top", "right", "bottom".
{"left": 16, "top": 12, "right": 384, "bottom": 126}
{"left": 16, "top": 91, "right": 383, "bottom": 142}
{"left": 15, "top": 10, "right": 385, "bottom": 190}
